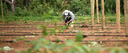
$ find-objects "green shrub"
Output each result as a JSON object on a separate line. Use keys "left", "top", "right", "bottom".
{"left": 108, "top": 17, "right": 116, "bottom": 22}
{"left": 69, "top": 0, "right": 90, "bottom": 16}
{"left": 14, "top": 7, "right": 22, "bottom": 16}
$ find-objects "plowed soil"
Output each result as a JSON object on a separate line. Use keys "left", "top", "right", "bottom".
{"left": 0, "top": 22, "right": 128, "bottom": 53}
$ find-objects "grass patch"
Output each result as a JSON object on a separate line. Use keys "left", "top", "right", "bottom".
{"left": 0, "top": 14, "right": 125, "bottom": 24}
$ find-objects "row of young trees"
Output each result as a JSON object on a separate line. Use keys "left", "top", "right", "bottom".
{"left": 90, "top": 0, "right": 128, "bottom": 36}
{"left": 0, "top": 0, "right": 125, "bottom": 16}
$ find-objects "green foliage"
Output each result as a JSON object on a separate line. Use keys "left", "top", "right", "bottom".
{"left": 108, "top": 17, "right": 116, "bottom": 22}
{"left": 0, "top": 1, "right": 1, "bottom": 15}
{"left": 1, "top": 0, "right": 125, "bottom": 23}
{"left": 105, "top": 14, "right": 125, "bottom": 23}
{"left": 104, "top": 0, "right": 124, "bottom": 14}
{"left": 55, "top": 38, "right": 59, "bottom": 43}
{"left": 42, "top": 26, "right": 48, "bottom": 36}
{"left": 104, "top": 0, "right": 116, "bottom": 14}
{"left": 37, "top": 20, "right": 62, "bottom": 36}
{"left": 75, "top": 31, "right": 83, "bottom": 42}
{"left": 1, "top": 0, "right": 125, "bottom": 17}
{"left": 109, "top": 47, "right": 127, "bottom": 53}
{"left": 61, "top": 25, "right": 66, "bottom": 32}
{"left": 13, "top": 36, "right": 27, "bottom": 42}
{"left": 14, "top": 7, "right": 30, "bottom": 16}
{"left": 19, "top": 7, "right": 30, "bottom": 16}
{"left": 120, "top": 16, "right": 125, "bottom": 23}
{"left": 3, "top": 2, "right": 8, "bottom": 16}
{"left": 18, "top": 36, "right": 128, "bottom": 53}
{"left": 69, "top": 0, "right": 90, "bottom": 16}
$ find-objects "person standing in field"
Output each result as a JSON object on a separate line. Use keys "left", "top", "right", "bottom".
{"left": 62, "top": 10, "right": 75, "bottom": 25}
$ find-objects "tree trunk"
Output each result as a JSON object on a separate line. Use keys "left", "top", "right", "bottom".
{"left": 101, "top": 0, "right": 105, "bottom": 30}
{"left": 11, "top": 3, "right": 15, "bottom": 12}
{"left": 116, "top": 0, "right": 120, "bottom": 32}
{"left": 26, "top": 0, "right": 29, "bottom": 8}
{"left": 3, "top": 0, "right": 16, "bottom": 12}
{"left": 124, "top": 0, "right": 128, "bottom": 37}
{"left": 96, "top": 0, "right": 99, "bottom": 23}
{"left": 90, "top": 0, "right": 94, "bottom": 27}
{"left": 1, "top": 0, "right": 4, "bottom": 23}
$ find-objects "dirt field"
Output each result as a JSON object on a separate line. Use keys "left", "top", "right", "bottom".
{"left": 0, "top": 21, "right": 128, "bottom": 53}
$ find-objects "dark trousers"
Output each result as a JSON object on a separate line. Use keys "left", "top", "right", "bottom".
{"left": 65, "top": 16, "right": 71, "bottom": 25}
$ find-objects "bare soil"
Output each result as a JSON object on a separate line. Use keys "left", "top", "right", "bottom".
{"left": 0, "top": 21, "right": 128, "bottom": 53}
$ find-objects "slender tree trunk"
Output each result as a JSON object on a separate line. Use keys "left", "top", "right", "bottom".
{"left": 11, "top": 3, "right": 15, "bottom": 12}
{"left": 116, "top": 0, "right": 120, "bottom": 32}
{"left": 3, "top": 0, "right": 16, "bottom": 12}
{"left": 101, "top": 0, "right": 105, "bottom": 30}
{"left": 1, "top": 0, "right": 4, "bottom": 23}
{"left": 124, "top": 0, "right": 128, "bottom": 37}
{"left": 96, "top": 0, "right": 99, "bottom": 23}
{"left": 26, "top": 0, "right": 29, "bottom": 8}
{"left": 90, "top": 0, "right": 94, "bottom": 26}
{"left": 124, "top": 0, "right": 126, "bottom": 17}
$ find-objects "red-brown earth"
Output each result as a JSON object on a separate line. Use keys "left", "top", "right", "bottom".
{"left": 0, "top": 21, "right": 127, "bottom": 53}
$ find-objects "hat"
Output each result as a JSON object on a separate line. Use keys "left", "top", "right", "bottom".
{"left": 64, "top": 10, "right": 69, "bottom": 16}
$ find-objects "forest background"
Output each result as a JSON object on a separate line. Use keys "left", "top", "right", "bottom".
{"left": 0, "top": 0, "right": 125, "bottom": 23}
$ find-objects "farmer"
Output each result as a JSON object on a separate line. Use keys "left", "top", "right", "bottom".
{"left": 62, "top": 10, "right": 75, "bottom": 25}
